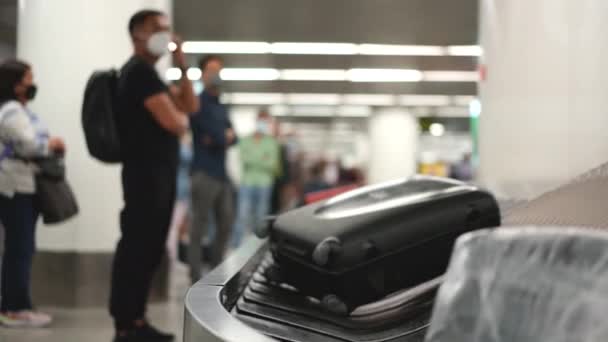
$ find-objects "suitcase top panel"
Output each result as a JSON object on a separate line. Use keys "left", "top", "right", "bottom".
{"left": 316, "top": 175, "right": 476, "bottom": 220}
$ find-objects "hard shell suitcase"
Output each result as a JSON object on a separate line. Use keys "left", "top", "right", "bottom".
{"left": 265, "top": 175, "right": 500, "bottom": 314}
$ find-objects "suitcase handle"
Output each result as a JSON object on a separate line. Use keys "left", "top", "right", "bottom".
{"left": 254, "top": 215, "right": 277, "bottom": 239}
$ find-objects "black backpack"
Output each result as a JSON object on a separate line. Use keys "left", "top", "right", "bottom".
{"left": 82, "top": 69, "right": 121, "bottom": 163}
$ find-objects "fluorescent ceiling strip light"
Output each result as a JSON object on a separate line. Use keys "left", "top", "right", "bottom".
{"left": 348, "top": 68, "right": 423, "bottom": 82}
{"left": 220, "top": 68, "right": 280, "bottom": 81}
{"left": 452, "top": 95, "right": 477, "bottom": 106}
{"left": 359, "top": 44, "right": 444, "bottom": 56}
{"left": 186, "top": 67, "right": 202, "bottom": 81}
{"left": 269, "top": 104, "right": 290, "bottom": 116}
{"left": 280, "top": 69, "right": 347, "bottom": 81}
{"left": 182, "top": 67, "right": 477, "bottom": 83}
{"left": 446, "top": 45, "right": 483, "bottom": 57}
{"left": 182, "top": 41, "right": 483, "bottom": 57}
{"left": 270, "top": 42, "right": 358, "bottom": 55}
{"left": 437, "top": 106, "right": 471, "bottom": 117}
{"left": 166, "top": 68, "right": 182, "bottom": 80}
{"left": 286, "top": 93, "right": 342, "bottom": 106}
{"left": 227, "top": 92, "right": 285, "bottom": 105}
{"left": 343, "top": 94, "right": 396, "bottom": 106}
{"left": 291, "top": 106, "right": 336, "bottom": 117}
{"left": 423, "top": 71, "right": 479, "bottom": 82}
{"left": 223, "top": 92, "right": 476, "bottom": 107}
{"left": 182, "top": 41, "right": 271, "bottom": 54}
{"left": 399, "top": 95, "right": 451, "bottom": 106}
{"left": 336, "top": 105, "right": 372, "bottom": 117}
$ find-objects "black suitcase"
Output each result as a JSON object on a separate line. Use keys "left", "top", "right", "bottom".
{"left": 265, "top": 175, "right": 500, "bottom": 315}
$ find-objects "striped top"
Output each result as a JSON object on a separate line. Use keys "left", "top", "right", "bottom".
{"left": 0, "top": 100, "right": 50, "bottom": 197}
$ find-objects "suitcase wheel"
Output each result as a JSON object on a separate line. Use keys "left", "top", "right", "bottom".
{"left": 321, "top": 294, "right": 349, "bottom": 316}
{"left": 313, "top": 237, "right": 342, "bottom": 266}
{"left": 254, "top": 215, "right": 277, "bottom": 238}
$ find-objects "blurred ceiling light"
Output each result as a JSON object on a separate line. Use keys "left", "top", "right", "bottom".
{"left": 452, "top": 95, "right": 477, "bottom": 106}
{"left": 182, "top": 41, "right": 271, "bottom": 54}
{"left": 347, "top": 69, "right": 423, "bottom": 82}
{"left": 343, "top": 94, "right": 396, "bottom": 106}
{"left": 291, "top": 106, "right": 336, "bottom": 117}
{"left": 176, "top": 67, "right": 478, "bottom": 83}
{"left": 271, "top": 42, "right": 358, "bottom": 55}
{"left": 280, "top": 69, "right": 347, "bottom": 81}
{"left": 399, "top": 95, "right": 451, "bottom": 106}
{"left": 359, "top": 44, "right": 444, "bottom": 56}
{"left": 227, "top": 92, "right": 285, "bottom": 105}
{"left": 220, "top": 68, "right": 280, "bottom": 81}
{"left": 168, "top": 42, "right": 178, "bottom": 52}
{"left": 166, "top": 67, "right": 182, "bottom": 80}
{"left": 423, "top": 71, "right": 479, "bottom": 82}
{"left": 429, "top": 123, "right": 446, "bottom": 137}
{"left": 286, "top": 93, "right": 342, "bottom": 106}
{"left": 336, "top": 105, "right": 372, "bottom": 117}
{"left": 269, "top": 104, "right": 290, "bottom": 117}
{"left": 186, "top": 67, "right": 202, "bottom": 81}
{"left": 438, "top": 106, "right": 471, "bottom": 117}
{"left": 447, "top": 45, "right": 483, "bottom": 56}
{"left": 182, "top": 41, "right": 483, "bottom": 57}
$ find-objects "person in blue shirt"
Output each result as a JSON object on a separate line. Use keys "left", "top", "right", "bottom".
{"left": 188, "top": 55, "right": 237, "bottom": 282}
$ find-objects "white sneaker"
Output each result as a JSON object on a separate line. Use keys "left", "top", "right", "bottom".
{"left": 1, "top": 311, "right": 52, "bottom": 328}
{"left": 0, "top": 313, "right": 18, "bottom": 326}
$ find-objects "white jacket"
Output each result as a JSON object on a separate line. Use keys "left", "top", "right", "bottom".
{"left": 0, "top": 100, "right": 50, "bottom": 197}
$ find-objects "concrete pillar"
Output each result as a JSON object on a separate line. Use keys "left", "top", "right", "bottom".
{"left": 478, "top": 0, "right": 608, "bottom": 199}
{"left": 17, "top": 0, "right": 173, "bottom": 306}
{"left": 368, "top": 108, "right": 418, "bottom": 184}
{"left": 18, "top": 0, "right": 172, "bottom": 252}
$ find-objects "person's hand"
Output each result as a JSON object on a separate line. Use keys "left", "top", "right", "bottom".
{"left": 225, "top": 129, "right": 236, "bottom": 144}
{"left": 172, "top": 34, "right": 187, "bottom": 70}
{"left": 48, "top": 137, "right": 66, "bottom": 154}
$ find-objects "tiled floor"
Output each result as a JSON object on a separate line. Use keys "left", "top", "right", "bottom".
{"left": 0, "top": 264, "right": 191, "bottom": 342}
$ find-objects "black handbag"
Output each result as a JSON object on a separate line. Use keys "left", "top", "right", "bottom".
{"left": 35, "top": 156, "right": 79, "bottom": 224}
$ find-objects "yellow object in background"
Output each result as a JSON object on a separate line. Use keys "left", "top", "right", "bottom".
{"left": 419, "top": 162, "right": 448, "bottom": 177}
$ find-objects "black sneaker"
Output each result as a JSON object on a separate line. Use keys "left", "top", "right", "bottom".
{"left": 113, "top": 323, "right": 174, "bottom": 342}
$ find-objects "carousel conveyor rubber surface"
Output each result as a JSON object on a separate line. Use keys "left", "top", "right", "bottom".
{"left": 232, "top": 252, "right": 434, "bottom": 342}
{"left": 183, "top": 237, "right": 433, "bottom": 342}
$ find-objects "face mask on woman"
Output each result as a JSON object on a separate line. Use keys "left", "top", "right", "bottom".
{"left": 16, "top": 83, "right": 37, "bottom": 101}
{"left": 24, "top": 84, "right": 37, "bottom": 100}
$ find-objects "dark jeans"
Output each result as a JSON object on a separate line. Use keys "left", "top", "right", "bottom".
{"left": 189, "top": 171, "right": 234, "bottom": 282}
{"left": 0, "top": 193, "right": 37, "bottom": 312}
{"left": 109, "top": 164, "right": 176, "bottom": 330}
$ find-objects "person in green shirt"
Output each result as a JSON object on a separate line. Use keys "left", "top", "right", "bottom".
{"left": 232, "top": 110, "right": 280, "bottom": 247}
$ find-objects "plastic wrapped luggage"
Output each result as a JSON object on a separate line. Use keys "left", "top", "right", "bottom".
{"left": 425, "top": 227, "right": 608, "bottom": 342}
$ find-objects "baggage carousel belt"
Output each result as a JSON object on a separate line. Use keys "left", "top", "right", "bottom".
{"left": 232, "top": 252, "right": 431, "bottom": 342}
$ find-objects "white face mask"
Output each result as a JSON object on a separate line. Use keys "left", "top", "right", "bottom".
{"left": 256, "top": 121, "right": 270, "bottom": 135}
{"left": 147, "top": 31, "right": 172, "bottom": 57}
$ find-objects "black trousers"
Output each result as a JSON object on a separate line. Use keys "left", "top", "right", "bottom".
{"left": 0, "top": 193, "right": 37, "bottom": 312}
{"left": 109, "top": 163, "right": 176, "bottom": 330}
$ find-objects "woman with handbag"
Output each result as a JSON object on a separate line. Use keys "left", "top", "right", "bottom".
{"left": 0, "top": 60, "right": 66, "bottom": 327}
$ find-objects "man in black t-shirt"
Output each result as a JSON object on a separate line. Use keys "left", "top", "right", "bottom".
{"left": 110, "top": 10, "right": 198, "bottom": 342}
